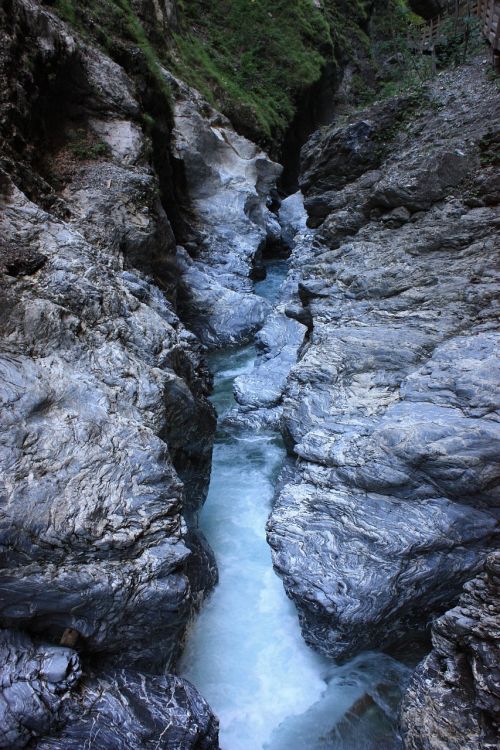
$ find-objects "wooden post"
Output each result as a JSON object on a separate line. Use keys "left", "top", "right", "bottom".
{"left": 431, "top": 43, "right": 437, "bottom": 73}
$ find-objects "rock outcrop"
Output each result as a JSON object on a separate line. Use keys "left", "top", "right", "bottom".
{"left": 1, "top": 1, "right": 218, "bottom": 747}
{"left": 223, "top": 193, "right": 308, "bottom": 431}
{"left": 267, "top": 59, "right": 500, "bottom": 669}
{"left": 400, "top": 552, "right": 500, "bottom": 749}
{"left": 168, "top": 74, "right": 282, "bottom": 348}
{"left": 0, "top": 629, "right": 81, "bottom": 750}
{"left": 0, "top": 629, "right": 218, "bottom": 750}
{"left": 36, "top": 668, "right": 219, "bottom": 750}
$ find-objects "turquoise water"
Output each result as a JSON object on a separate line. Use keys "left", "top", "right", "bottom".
{"left": 179, "top": 263, "right": 409, "bottom": 749}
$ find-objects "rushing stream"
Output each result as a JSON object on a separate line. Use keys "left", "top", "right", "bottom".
{"left": 180, "top": 261, "right": 410, "bottom": 749}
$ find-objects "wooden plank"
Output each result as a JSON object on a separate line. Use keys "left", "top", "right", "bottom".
{"left": 417, "top": 0, "right": 500, "bottom": 55}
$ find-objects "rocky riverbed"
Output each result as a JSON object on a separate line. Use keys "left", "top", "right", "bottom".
{"left": 1, "top": 1, "right": 499, "bottom": 748}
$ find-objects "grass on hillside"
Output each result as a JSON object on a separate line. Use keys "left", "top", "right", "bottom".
{"left": 54, "top": 0, "right": 172, "bottom": 109}
{"left": 52, "top": 0, "right": 478, "bottom": 151}
{"left": 171, "top": 0, "right": 334, "bottom": 145}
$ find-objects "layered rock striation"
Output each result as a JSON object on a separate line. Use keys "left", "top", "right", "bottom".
{"left": 168, "top": 74, "right": 282, "bottom": 348}
{"left": 0, "top": 1, "right": 220, "bottom": 747}
{"left": 267, "top": 59, "right": 500, "bottom": 669}
{"left": 400, "top": 552, "right": 500, "bottom": 749}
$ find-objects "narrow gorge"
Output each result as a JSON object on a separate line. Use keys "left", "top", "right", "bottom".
{"left": 0, "top": 1, "right": 499, "bottom": 749}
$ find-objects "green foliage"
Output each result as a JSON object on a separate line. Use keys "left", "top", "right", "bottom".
{"left": 112, "top": 0, "right": 172, "bottom": 105}
{"left": 321, "top": 0, "right": 371, "bottom": 56}
{"left": 368, "top": 0, "right": 432, "bottom": 101}
{"left": 51, "top": 0, "right": 172, "bottom": 113}
{"left": 141, "top": 113, "right": 156, "bottom": 131}
{"left": 52, "top": 0, "right": 476, "bottom": 150}
{"left": 435, "top": 15, "right": 484, "bottom": 67}
{"left": 372, "top": 0, "right": 485, "bottom": 99}
{"left": 479, "top": 131, "right": 500, "bottom": 167}
{"left": 67, "top": 129, "right": 110, "bottom": 160}
{"left": 486, "top": 67, "right": 500, "bottom": 89}
{"left": 170, "top": 0, "right": 334, "bottom": 144}
{"left": 54, "top": 0, "right": 78, "bottom": 26}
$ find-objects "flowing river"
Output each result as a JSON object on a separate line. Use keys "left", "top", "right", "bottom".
{"left": 180, "top": 261, "right": 410, "bottom": 749}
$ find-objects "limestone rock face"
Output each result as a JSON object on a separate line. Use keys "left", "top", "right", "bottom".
{"left": 167, "top": 73, "right": 282, "bottom": 347}
{"left": 226, "top": 199, "right": 309, "bottom": 431}
{"left": 299, "top": 97, "right": 410, "bottom": 224}
{"left": 0, "top": 1, "right": 218, "bottom": 747}
{"left": 400, "top": 552, "right": 500, "bottom": 749}
{"left": 278, "top": 191, "right": 308, "bottom": 249}
{"left": 0, "top": 628, "right": 218, "bottom": 750}
{"left": 267, "top": 61, "right": 500, "bottom": 667}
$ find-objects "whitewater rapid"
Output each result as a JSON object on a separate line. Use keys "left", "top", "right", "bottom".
{"left": 179, "top": 261, "right": 409, "bottom": 749}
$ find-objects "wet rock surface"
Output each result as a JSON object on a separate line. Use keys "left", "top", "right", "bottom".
{"left": 36, "top": 667, "right": 219, "bottom": 750}
{"left": 400, "top": 552, "right": 500, "bottom": 749}
{"left": 224, "top": 199, "right": 308, "bottom": 432}
{"left": 299, "top": 97, "right": 411, "bottom": 226}
{"left": 167, "top": 74, "right": 282, "bottom": 348}
{"left": 1, "top": 625, "right": 217, "bottom": 750}
{"left": 0, "top": 1, "right": 218, "bottom": 747}
{"left": 267, "top": 59, "right": 500, "bottom": 675}
{"left": 0, "top": 630, "right": 81, "bottom": 750}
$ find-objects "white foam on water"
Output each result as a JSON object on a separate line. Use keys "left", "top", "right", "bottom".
{"left": 180, "top": 341, "right": 331, "bottom": 750}
{"left": 179, "top": 264, "right": 408, "bottom": 750}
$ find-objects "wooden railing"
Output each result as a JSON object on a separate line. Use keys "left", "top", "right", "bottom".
{"left": 476, "top": 0, "right": 500, "bottom": 52}
{"left": 417, "top": 0, "right": 500, "bottom": 64}
{"left": 420, "top": 2, "right": 477, "bottom": 46}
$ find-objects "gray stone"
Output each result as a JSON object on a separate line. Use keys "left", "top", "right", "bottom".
{"left": 400, "top": 552, "right": 500, "bottom": 749}
{"left": 36, "top": 668, "right": 219, "bottom": 750}
{"left": 268, "top": 61, "right": 500, "bottom": 667}
{"left": 0, "top": 2, "right": 219, "bottom": 746}
{"left": 278, "top": 191, "right": 307, "bottom": 248}
{"left": 166, "top": 72, "right": 282, "bottom": 347}
{"left": 299, "top": 97, "right": 408, "bottom": 201}
{"left": 0, "top": 630, "right": 81, "bottom": 750}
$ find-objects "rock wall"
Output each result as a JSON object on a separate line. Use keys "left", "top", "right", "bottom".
{"left": 0, "top": 1, "right": 219, "bottom": 747}
{"left": 167, "top": 72, "right": 282, "bottom": 348}
{"left": 267, "top": 58, "right": 500, "bottom": 670}
{"left": 400, "top": 552, "right": 500, "bottom": 749}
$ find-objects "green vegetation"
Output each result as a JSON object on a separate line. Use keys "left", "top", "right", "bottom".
{"left": 67, "top": 129, "right": 110, "bottom": 160}
{"left": 365, "top": 0, "right": 432, "bottom": 101}
{"left": 479, "top": 131, "right": 500, "bottom": 167}
{"left": 113, "top": 0, "right": 172, "bottom": 105}
{"left": 51, "top": 0, "right": 430, "bottom": 149}
{"left": 168, "top": 0, "right": 438, "bottom": 147}
{"left": 54, "top": 0, "right": 78, "bottom": 26}
{"left": 321, "top": 0, "right": 372, "bottom": 57}
{"left": 51, "top": 0, "right": 484, "bottom": 152}
{"left": 52, "top": 0, "right": 172, "bottom": 112}
{"left": 170, "top": 1, "right": 334, "bottom": 146}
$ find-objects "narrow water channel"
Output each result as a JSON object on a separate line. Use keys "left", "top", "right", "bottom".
{"left": 180, "top": 261, "right": 410, "bottom": 750}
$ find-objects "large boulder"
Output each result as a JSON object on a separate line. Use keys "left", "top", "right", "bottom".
{"left": 299, "top": 97, "right": 409, "bottom": 222}
{"left": 0, "top": 630, "right": 81, "bottom": 750}
{"left": 0, "top": 2, "right": 218, "bottom": 747}
{"left": 36, "top": 668, "right": 219, "bottom": 750}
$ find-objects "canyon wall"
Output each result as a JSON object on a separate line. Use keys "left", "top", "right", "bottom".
{"left": 400, "top": 551, "right": 499, "bottom": 749}
{"left": 1, "top": 1, "right": 499, "bottom": 748}
{"left": 267, "top": 57, "right": 500, "bottom": 743}
{"left": 0, "top": 1, "right": 279, "bottom": 746}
